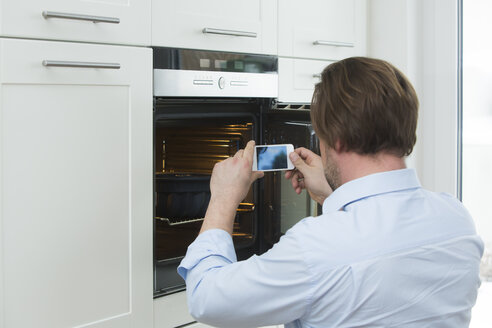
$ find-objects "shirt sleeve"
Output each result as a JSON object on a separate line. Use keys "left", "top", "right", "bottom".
{"left": 177, "top": 227, "right": 314, "bottom": 328}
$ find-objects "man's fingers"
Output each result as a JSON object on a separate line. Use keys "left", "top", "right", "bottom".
{"left": 291, "top": 176, "right": 298, "bottom": 190}
{"left": 243, "top": 140, "right": 256, "bottom": 162}
{"left": 292, "top": 170, "right": 304, "bottom": 181}
{"left": 290, "top": 151, "right": 307, "bottom": 169}
{"left": 285, "top": 169, "right": 300, "bottom": 179}
{"left": 295, "top": 147, "right": 318, "bottom": 165}
{"left": 251, "top": 170, "right": 264, "bottom": 182}
{"left": 295, "top": 147, "right": 309, "bottom": 155}
{"left": 234, "top": 149, "right": 244, "bottom": 158}
{"left": 290, "top": 171, "right": 302, "bottom": 190}
{"left": 285, "top": 169, "right": 296, "bottom": 179}
{"left": 298, "top": 180, "right": 305, "bottom": 189}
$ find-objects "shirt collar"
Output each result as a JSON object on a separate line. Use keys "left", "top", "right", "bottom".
{"left": 322, "top": 168, "right": 421, "bottom": 213}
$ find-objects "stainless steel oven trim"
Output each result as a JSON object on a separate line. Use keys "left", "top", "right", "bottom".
{"left": 153, "top": 69, "right": 278, "bottom": 98}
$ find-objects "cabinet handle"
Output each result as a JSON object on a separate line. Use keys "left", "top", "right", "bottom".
{"left": 42, "top": 60, "right": 121, "bottom": 69}
{"left": 202, "top": 27, "right": 257, "bottom": 38}
{"left": 313, "top": 40, "right": 354, "bottom": 47}
{"left": 42, "top": 11, "right": 120, "bottom": 24}
{"left": 313, "top": 74, "right": 322, "bottom": 79}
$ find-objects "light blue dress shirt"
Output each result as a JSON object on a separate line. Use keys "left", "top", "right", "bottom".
{"left": 178, "top": 169, "right": 484, "bottom": 328}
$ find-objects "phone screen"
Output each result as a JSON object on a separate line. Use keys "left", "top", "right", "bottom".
{"left": 256, "top": 145, "right": 289, "bottom": 170}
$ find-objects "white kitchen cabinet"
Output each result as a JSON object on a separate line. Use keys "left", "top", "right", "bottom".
{"left": 278, "top": 0, "right": 366, "bottom": 60}
{"left": 278, "top": 57, "right": 334, "bottom": 103}
{"left": 0, "top": 38, "right": 152, "bottom": 328}
{"left": 151, "top": 0, "right": 277, "bottom": 55}
{"left": 0, "top": 0, "right": 150, "bottom": 45}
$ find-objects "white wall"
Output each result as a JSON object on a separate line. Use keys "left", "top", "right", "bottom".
{"left": 367, "top": 0, "right": 459, "bottom": 196}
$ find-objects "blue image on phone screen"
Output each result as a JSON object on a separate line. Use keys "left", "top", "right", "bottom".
{"left": 257, "top": 146, "right": 288, "bottom": 170}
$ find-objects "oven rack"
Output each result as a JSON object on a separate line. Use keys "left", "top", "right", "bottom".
{"left": 154, "top": 202, "right": 255, "bottom": 226}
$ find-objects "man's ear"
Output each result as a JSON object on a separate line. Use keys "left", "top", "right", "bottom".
{"left": 334, "top": 140, "right": 344, "bottom": 154}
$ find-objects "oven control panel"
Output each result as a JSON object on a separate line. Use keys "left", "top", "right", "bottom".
{"left": 191, "top": 75, "right": 248, "bottom": 89}
{"left": 154, "top": 69, "right": 278, "bottom": 98}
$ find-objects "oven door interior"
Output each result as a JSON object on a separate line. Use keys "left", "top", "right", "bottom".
{"left": 260, "top": 108, "right": 320, "bottom": 251}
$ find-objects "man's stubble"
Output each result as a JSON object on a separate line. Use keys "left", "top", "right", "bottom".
{"left": 324, "top": 150, "right": 341, "bottom": 191}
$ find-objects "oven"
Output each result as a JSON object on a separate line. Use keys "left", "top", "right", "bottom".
{"left": 153, "top": 47, "right": 319, "bottom": 298}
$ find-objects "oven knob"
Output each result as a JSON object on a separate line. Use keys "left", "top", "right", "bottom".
{"left": 218, "top": 76, "right": 226, "bottom": 89}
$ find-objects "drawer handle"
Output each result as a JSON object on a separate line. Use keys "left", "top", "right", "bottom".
{"left": 313, "top": 40, "right": 354, "bottom": 47}
{"left": 202, "top": 27, "right": 257, "bottom": 38}
{"left": 313, "top": 74, "right": 322, "bottom": 79}
{"left": 42, "top": 11, "right": 120, "bottom": 24}
{"left": 42, "top": 60, "right": 121, "bottom": 69}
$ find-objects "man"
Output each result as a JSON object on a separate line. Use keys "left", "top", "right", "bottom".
{"left": 178, "top": 57, "right": 483, "bottom": 327}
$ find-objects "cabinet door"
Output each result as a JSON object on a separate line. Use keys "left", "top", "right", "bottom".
{"left": 0, "top": 38, "right": 152, "bottom": 328}
{"left": 152, "top": 0, "right": 277, "bottom": 55}
{"left": 278, "top": 57, "right": 334, "bottom": 103}
{"left": 278, "top": 0, "right": 366, "bottom": 60}
{"left": 0, "top": 0, "right": 150, "bottom": 45}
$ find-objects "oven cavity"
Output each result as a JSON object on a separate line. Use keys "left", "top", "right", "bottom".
{"left": 153, "top": 114, "right": 257, "bottom": 296}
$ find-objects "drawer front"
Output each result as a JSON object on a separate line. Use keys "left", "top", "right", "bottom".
{"left": 153, "top": 292, "right": 284, "bottom": 328}
{"left": 279, "top": 0, "right": 366, "bottom": 60}
{"left": 151, "top": 0, "right": 277, "bottom": 55}
{"left": 0, "top": 38, "right": 145, "bottom": 85}
{"left": 154, "top": 292, "right": 195, "bottom": 328}
{"left": 0, "top": 0, "right": 150, "bottom": 45}
{"left": 278, "top": 57, "right": 334, "bottom": 103}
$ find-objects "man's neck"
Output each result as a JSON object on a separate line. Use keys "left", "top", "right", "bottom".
{"left": 337, "top": 152, "right": 407, "bottom": 185}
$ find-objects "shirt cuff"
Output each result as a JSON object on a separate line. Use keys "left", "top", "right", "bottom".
{"left": 177, "top": 228, "right": 237, "bottom": 280}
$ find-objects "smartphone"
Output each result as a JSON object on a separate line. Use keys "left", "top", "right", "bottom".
{"left": 252, "top": 144, "right": 295, "bottom": 171}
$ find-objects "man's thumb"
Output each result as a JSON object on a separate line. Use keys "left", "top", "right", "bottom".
{"left": 289, "top": 152, "right": 305, "bottom": 168}
{"left": 251, "top": 170, "right": 264, "bottom": 182}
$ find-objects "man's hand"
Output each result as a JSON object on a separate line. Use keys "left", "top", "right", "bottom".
{"left": 285, "top": 147, "right": 332, "bottom": 205}
{"left": 200, "top": 140, "right": 264, "bottom": 235}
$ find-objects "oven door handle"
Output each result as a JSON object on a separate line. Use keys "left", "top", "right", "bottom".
{"left": 202, "top": 27, "right": 257, "bottom": 38}
{"left": 42, "top": 60, "right": 121, "bottom": 69}
{"left": 42, "top": 11, "right": 120, "bottom": 24}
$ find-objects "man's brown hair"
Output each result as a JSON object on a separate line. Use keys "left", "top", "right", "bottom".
{"left": 311, "top": 57, "right": 419, "bottom": 157}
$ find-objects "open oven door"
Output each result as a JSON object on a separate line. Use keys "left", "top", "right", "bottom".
{"left": 260, "top": 105, "right": 321, "bottom": 252}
